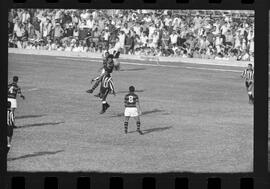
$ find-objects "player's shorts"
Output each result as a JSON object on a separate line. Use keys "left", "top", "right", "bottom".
{"left": 245, "top": 81, "right": 254, "bottom": 91}
{"left": 8, "top": 98, "right": 17, "bottom": 109}
{"left": 124, "top": 107, "right": 139, "bottom": 117}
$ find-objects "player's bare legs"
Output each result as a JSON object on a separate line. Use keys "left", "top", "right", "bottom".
{"left": 11, "top": 108, "right": 17, "bottom": 128}
{"left": 134, "top": 116, "right": 143, "bottom": 135}
{"left": 124, "top": 116, "right": 130, "bottom": 134}
{"left": 247, "top": 83, "right": 254, "bottom": 104}
{"left": 99, "top": 88, "right": 110, "bottom": 114}
{"left": 87, "top": 77, "right": 102, "bottom": 94}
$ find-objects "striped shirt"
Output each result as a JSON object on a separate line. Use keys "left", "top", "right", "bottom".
{"left": 241, "top": 68, "right": 254, "bottom": 82}
{"left": 101, "top": 75, "right": 115, "bottom": 93}
{"left": 124, "top": 93, "right": 139, "bottom": 107}
{"left": 8, "top": 82, "right": 22, "bottom": 99}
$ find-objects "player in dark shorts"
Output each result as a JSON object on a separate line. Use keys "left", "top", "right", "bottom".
{"left": 7, "top": 101, "right": 14, "bottom": 153}
{"left": 124, "top": 86, "right": 143, "bottom": 135}
{"left": 241, "top": 63, "right": 254, "bottom": 104}
{"left": 8, "top": 76, "right": 25, "bottom": 127}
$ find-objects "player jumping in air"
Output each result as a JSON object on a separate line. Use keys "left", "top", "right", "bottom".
{"left": 124, "top": 86, "right": 143, "bottom": 135}
{"left": 7, "top": 101, "right": 14, "bottom": 153}
{"left": 99, "top": 54, "right": 116, "bottom": 114}
{"left": 8, "top": 76, "right": 25, "bottom": 127}
{"left": 108, "top": 37, "right": 121, "bottom": 71}
{"left": 241, "top": 63, "right": 254, "bottom": 104}
{"left": 86, "top": 53, "right": 115, "bottom": 96}
{"left": 88, "top": 51, "right": 110, "bottom": 97}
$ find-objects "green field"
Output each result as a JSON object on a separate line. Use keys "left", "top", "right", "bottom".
{"left": 7, "top": 53, "right": 253, "bottom": 173}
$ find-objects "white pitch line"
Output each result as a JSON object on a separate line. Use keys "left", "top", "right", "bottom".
{"left": 26, "top": 88, "right": 39, "bottom": 91}
{"left": 56, "top": 57, "right": 241, "bottom": 73}
{"left": 184, "top": 66, "right": 242, "bottom": 73}
{"left": 121, "top": 61, "right": 179, "bottom": 68}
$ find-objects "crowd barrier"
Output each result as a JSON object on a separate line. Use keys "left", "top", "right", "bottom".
{"left": 8, "top": 48, "right": 253, "bottom": 68}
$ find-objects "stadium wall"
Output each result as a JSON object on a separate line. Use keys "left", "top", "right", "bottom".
{"left": 8, "top": 48, "right": 253, "bottom": 68}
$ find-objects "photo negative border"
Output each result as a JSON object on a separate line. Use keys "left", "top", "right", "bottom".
{"left": 0, "top": 0, "right": 269, "bottom": 189}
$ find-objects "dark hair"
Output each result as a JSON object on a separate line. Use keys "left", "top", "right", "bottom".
{"left": 248, "top": 63, "right": 253, "bottom": 67}
{"left": 108, "top": 54, "right": 114, "bottom": 59}
{"left": 129, "top": 86, "right": 135, "bottom": 92}
{"left": 13, "top": 76, "right": 18, "bottom": 82}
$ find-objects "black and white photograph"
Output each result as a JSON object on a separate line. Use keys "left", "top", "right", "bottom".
{"left": 7, "top": 9, "right": 254, "bottom": 172}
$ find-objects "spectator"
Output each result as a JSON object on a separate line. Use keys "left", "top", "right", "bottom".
{"left": 13, "top": 21, "right": 27, "bottom": 48}
{"left": 170, "top": 31, "right": 178, "bottom": 45}
{"left": 53, "top": 23, "right": 64, "bottom": 42}
{"left": 124, "top": 31, "right": 135, "bottom": 54}
{"left": 64, "top": 23, "right": 74, "bottom": 37}
{"left": 8, "top": 9, "right": 254, "bottom": 61}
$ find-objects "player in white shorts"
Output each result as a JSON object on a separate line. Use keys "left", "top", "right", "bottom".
{"left": 124, "top": 86, "right": 143, "bottom": 135}
{"left": 8, "top": 76, "right": 25, "bottom": 127}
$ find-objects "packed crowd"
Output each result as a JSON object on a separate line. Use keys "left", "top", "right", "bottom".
{"left": 8, "top": 9, "right": 254, "bottom": 61}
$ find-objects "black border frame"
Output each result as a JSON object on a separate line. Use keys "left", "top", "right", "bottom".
{"left": 1, "top": 0, "right": 269, "bottom": 188}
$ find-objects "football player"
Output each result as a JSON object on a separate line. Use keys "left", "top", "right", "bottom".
{"left": 108, "top": 37, "right": 121, "bottom": 71}
{"left": 86, "top": 52, "right": 114, "bottom": 95}
{"left": 241, "top": 63, "right": 254, "bottom": 104}
{"left": 99, "top": 54, "right": 116, "bottom": 114}
{"left": 8, "top": 76, "right": 25, "bottom": 127}
{"left": 7, "top": 101, "right": 14, "bottom": 153}
{"left": 124, "top": 86, "right": 143, "bottom": 135}
{"left": 88, "top": 51, "right": 110, "bottom": 97}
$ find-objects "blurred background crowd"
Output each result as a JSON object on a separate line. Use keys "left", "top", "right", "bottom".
{"left": 8, "top": 9, "right": 254, "bottom": 61}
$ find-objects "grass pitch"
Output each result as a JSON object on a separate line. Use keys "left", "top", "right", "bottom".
{"left": 7, "top": 53, "right": 253, "bottom": 172}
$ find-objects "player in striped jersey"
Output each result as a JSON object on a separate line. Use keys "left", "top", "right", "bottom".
{"left": 87, "top": 53, "right": 115, "bottom": 95}
{"left": 241, "top": 63, "right": 254, "bottom": 104}
{"left": 8, "top": 76, "right": 25, "bottom": 127}
{"left": 7, "top": 101, "right": 14, "bottom": 153}
{"left": 99, "top": 74, "right": 116, "bottom": 114}
{"left": 124, "top": 86, "right": 143, "bottom": 135}
{"left": 87, "top": 51, "right": 110, "bottom": 95}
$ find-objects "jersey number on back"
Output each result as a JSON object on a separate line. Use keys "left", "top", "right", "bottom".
{"left": 128, "top": 96, "right": 134, "bottom": 103}
{"left": 8, "top": 86, "right": 14, "bottom": 94}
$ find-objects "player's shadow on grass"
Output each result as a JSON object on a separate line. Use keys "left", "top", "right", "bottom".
{"left": 111, "top": 109, "right": 165, "bottom": 117}
{"left": 15, "top": 121, "right": 64, "bottom": 129}
{"left": 120, "top": 68, "right": 146, "bottom": 72}
{"left": 16, "top": 114, "right": 46, "bottom": 119}
{"left": 142, "top": 109, "right": 165, "bottom": 115}
{"left": 116, "top": 89, "right": 145, "bottom": 94}
{"left": 128, "top": 126, "right": 172, "bottom": 135}
{"left": 7, "top": 150, "right": 64, "bottom": 161}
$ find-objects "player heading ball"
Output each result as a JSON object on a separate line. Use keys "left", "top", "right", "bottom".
{"left": 124, "top": 86, "right": 143, "bottom": 135}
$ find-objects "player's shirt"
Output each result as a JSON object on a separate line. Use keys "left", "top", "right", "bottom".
{"left": 8, "top": 82, "right": 22, "bottom": 99}
{"left": 241, "top": 68, "right": 254, "bottom": 82}
{"left": 104, "top": 60, "right": 114, "bottom": 74}
{"left": 124, "top": 93, "right": 139, "bottom": 107}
